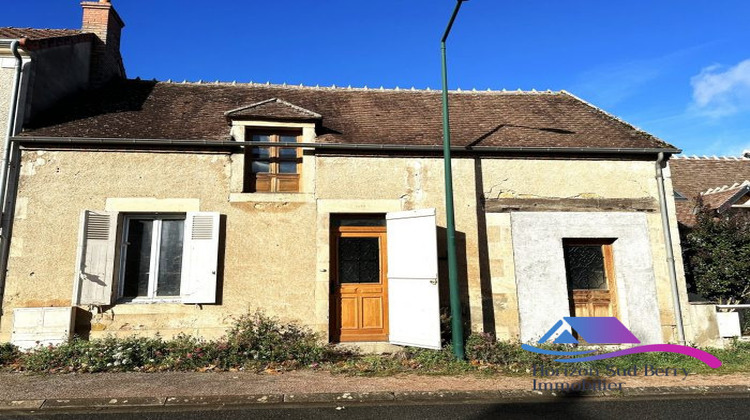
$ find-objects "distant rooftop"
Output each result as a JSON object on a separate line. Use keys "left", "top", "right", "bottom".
{"left": 670, "top": 156, "right": 750, "bottom": 225}
{"left": 0, "top": 27, "right": 82, "bottom": 40}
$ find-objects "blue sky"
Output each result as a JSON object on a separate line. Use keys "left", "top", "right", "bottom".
{"left": 3, "top": 1, "right": 750, "bottom": 156}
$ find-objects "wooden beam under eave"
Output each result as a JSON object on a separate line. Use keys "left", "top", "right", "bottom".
{"left": 483, "top": 197, "right": 660, "bottom": 213}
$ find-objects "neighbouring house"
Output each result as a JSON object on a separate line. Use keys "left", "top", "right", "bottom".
{"left": 669, "top": 155, "right": 750, "bottom": 344}
{"left": 670, "top": 155, "right": 750, "bottom": 227}
{"left": 0, "top": 0, "right": 126, "bottom": 349}
{"left": 0, "top": 0, "right": 125, "bottom": 133}
{"left": 0, "top": 0, "right": 700, "bottom": 350}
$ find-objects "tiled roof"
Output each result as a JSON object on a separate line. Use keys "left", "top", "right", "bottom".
{"left": 670, "top": 156, "right": 750, "bottom": 225}
{"left": 700, "top": 181, "right": 750, "bottom": 212}
{"left": 0, "top": 27, "right": 93, "bottom": 50}
{"left": 0, "top": 27, "right": 82, "bottom": 39}
{"left": 21, "top": 79, "right": 677, "bottom": 151}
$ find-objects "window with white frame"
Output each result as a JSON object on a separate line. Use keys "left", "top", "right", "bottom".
{"left": 72, "top": 211, "right": 220, "bottom": 306}
{"left": 120, "top": 215, "right": 185, "bottom": 300}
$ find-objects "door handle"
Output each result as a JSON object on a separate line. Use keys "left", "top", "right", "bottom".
{"left": 430, "top": 279, "right": 438, "bottom": 285}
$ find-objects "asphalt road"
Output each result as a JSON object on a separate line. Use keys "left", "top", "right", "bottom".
{"left": 3, "top": 394, "right": 749, "bottom": 420}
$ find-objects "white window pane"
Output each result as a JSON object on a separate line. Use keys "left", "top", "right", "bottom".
{"left": 156, "top": 220, "right": 184, "bottom": 297}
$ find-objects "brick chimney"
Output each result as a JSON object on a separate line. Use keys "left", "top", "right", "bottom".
{"left": 81, "top": 0, "right": 125, "bottom": 87}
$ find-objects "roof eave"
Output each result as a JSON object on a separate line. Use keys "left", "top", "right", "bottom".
{"left": 10, "top": 135, "right": 681, "bottom": 155}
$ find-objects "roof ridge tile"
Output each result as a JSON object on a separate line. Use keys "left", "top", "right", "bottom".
{"left": 151, "top": 78, "right": 560, "bottom": 95}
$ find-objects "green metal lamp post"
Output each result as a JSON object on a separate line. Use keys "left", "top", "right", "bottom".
{"left": 441, "top": 0, "right": 468, "bottom": 360}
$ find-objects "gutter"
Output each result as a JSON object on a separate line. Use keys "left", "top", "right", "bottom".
{"left": 655, "top": 152, "right": 686, "bottom": 345}
{"left": 11, "top": 136, "right": 682, "bottom": 155}
{"left": 0, "top": 40, "right": 24, "bottom": 307}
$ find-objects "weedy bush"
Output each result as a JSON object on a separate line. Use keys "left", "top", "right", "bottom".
{"left": 0, "top": 342, "right": 19, "bottom": 366}
{"left": 222, "top": 311, "right": 341, "bottom": 368}
{"left": 2, "top": 315, "right": 748, "bottom": 375}
{"left": 7, "top": 310, "right": 353, "bottom": 373}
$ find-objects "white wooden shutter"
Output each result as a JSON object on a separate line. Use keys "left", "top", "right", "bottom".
{"left": 386, "top": 208, "right": 441, "bottom": 349}
{"left": 181, "top": 212, "right": 220, "bottom": 304}
{"left": 72, "top": 210, "right": 118, "bottom": 306}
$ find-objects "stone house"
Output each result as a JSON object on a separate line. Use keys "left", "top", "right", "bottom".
{"left": 0, "top": 1, "right": 699, "bottom": 350}
{"left": 670, "top": 155, "right": 750, "bottom": 227}
{"left": 668, "top": 155, "right": 750, "bottom": 343}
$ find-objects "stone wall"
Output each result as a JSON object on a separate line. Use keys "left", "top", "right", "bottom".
{"left": 0, "top": 150, "right": 691, "bottom": 345}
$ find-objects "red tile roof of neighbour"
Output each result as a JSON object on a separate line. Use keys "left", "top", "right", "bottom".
{"left": 670, "top": 156, "right": 750, "bottom": 225}
{"left": 700, "top": 181, "right": 750, "bottom": 212}
{"left": 0, "top": 27, "right": 93, "bottom": 50}
{"left": 0, "top": 27, "right": 82, "bottom": 39}
{"left": 20, "top": 79, "right": 678, "bottom": 152}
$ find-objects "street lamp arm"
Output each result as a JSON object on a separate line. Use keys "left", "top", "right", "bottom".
{"left": 442, "top": 0, "right": 468, "bottom": 43}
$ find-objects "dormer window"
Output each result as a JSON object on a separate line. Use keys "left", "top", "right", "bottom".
{"left": 244, "top": 129, "right": 302, "bottom": 193}
{"left": 225, "top": 98, "right": 321, "bottom": 196}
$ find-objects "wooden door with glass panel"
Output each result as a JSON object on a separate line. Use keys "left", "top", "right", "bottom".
{"left": 563, "top": 239, "right": 617, "bottom": 318}
{"left": 331, "top": 217, "right": 388, "bottom": 342}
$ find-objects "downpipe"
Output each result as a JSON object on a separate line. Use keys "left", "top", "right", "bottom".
{"left": 656, "top": 152, "right": 686, "bottom": 345}
{"left": 0, "top": 40, "right": 23, "bottom": 308}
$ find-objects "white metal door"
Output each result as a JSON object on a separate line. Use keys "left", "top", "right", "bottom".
{"left": 386, "top": 208, "right": 441, "bottom": 349}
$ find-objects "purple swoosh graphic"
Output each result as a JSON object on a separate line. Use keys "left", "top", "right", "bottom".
{"left": 554, "top": 344, "right": 722, "bottom": 368}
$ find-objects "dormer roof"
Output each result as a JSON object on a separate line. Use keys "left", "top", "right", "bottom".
{"left": 700, "top": 180, "right": 750, "bottom": 213}
{"left": 225, "top": 98, "right": 322, "bottom": 122}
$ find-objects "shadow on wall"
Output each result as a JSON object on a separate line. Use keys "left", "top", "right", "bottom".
{"left": 24, "top": 79, "right": 156, "bottom": 130}
{"left": 473, "top": 157, "right": 496, "bottom": 336}
{"left": 437, "top": 227, "right": 471, "bottom": 342}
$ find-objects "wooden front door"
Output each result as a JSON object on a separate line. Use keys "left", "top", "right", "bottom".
{"left": 563, "top": 239, "right": 618, "bottom": 318}
{"left": 331, "top": 221, "right": 388, "bottom": 342}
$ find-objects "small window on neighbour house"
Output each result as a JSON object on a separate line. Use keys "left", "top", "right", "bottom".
{"left": 244, "top": 130, "right": 302, "bottom": 193}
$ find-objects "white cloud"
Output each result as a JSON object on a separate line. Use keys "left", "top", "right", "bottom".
{"left": 690, "top": 59, "right": 750, "bottom": 117}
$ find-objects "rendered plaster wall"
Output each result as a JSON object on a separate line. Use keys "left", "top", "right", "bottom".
{"left": 0, "top": 65, "right": 14, "bottom": 136}
{"left": 0, "top": 150, "right": 318, "bottom": 341}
